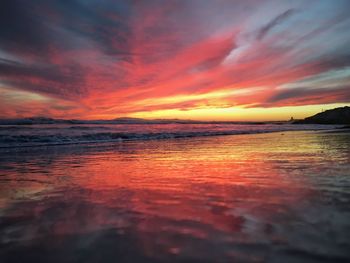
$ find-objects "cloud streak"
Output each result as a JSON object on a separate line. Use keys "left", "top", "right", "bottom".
{"left": 256, "top": 9, "right": 296, "bottom": 41}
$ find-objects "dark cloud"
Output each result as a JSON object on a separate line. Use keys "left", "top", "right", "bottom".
{"left": 0, "top": 59, "right": 64, "bottom": 81}
{"left": 50, "top": 0, "right": 132, "bottom": 56}
{"left": 315, "top": 55, "right": 350, "bottom": 72}
{"left": 0, "top": 1, "right": 52, "bottom": 56}
{"left": 0, "top": 0, "right": 133, "bottom": 100}
{"left": 0, "top": 0, "right": 132, "bottom": 58}
{"left": 257, "top": 9, "right": 296, "bottom": 41}
{"left": 0, "top": 59, "right": 87, "bottom": 99}
{"left": 267, "top": 86, "right": 350, "bottom": 104}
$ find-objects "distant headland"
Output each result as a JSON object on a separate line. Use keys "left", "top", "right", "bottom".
{"left": 293, "top": 106, "right": 350, "bottom": 125}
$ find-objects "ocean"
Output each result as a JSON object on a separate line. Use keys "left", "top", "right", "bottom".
{"left": 0, "top": 124, "right": 349, "bottom": 262}
{"left": 0, "top": 123, "right": 340, "bottom": 148}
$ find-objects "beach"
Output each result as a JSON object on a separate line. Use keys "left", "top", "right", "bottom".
{"left": 0, "top": 129, "right": 350, "bottom": 262}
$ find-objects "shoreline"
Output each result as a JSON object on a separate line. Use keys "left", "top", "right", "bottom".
{"left": 0, "top": 128, "right": 348, "bottom": 153}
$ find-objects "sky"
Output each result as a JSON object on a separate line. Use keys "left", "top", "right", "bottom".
{"left": 0, "top": 0, "right": 350, "bottom": 121}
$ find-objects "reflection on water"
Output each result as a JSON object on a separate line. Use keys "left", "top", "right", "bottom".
{"left": 0, "top": 131, "right": 350, "bottom": 262}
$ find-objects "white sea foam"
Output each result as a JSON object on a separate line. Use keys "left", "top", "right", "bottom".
{"left": 0, "top": 123, "right": 340, "bottom": 148}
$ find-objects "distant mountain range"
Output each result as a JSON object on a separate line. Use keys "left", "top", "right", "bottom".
{"left": 1, "top": 107, "right": 348, "bottom": 125}
{"left": 0, "top": 117, "right": 270, "bottom": 125}
{"left": 294, "top": 106, "right": 350, "bottom": 125}
{"left": 0, "top": 117, "right": 192, "bottom": 125}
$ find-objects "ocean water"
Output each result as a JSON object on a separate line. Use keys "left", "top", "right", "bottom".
{"left": 0, "top": 123, "right": 339, "bottom": 148}
{"left": 0, "top": 128, "right": 350, "bottom": 262}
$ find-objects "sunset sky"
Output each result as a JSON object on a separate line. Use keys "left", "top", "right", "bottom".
{"left": 0, "top": 0, "right": 350, "bottom": 121}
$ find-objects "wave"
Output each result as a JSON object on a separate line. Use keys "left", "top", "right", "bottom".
{"left": 67, "top": 126, "right": 113, "bottom": 130}
{"left": 0, "top": 125, "right": 337, "bottom": 148}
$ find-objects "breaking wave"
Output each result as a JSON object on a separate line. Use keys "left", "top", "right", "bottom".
{"left": 0, "top": 123, "right": 339, "bottom": 148}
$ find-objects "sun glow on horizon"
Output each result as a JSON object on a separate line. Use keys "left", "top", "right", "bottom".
{"left": 127, "top": 103, "right": 350, "bottom": 122}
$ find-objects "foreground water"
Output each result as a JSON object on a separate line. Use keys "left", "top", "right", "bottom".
{"left": 0, "top": 130, "right": 350, "bottom": 262}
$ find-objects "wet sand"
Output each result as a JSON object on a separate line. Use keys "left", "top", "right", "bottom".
{"left": 0, "top": 131, "right": 350, "bottom": 262}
